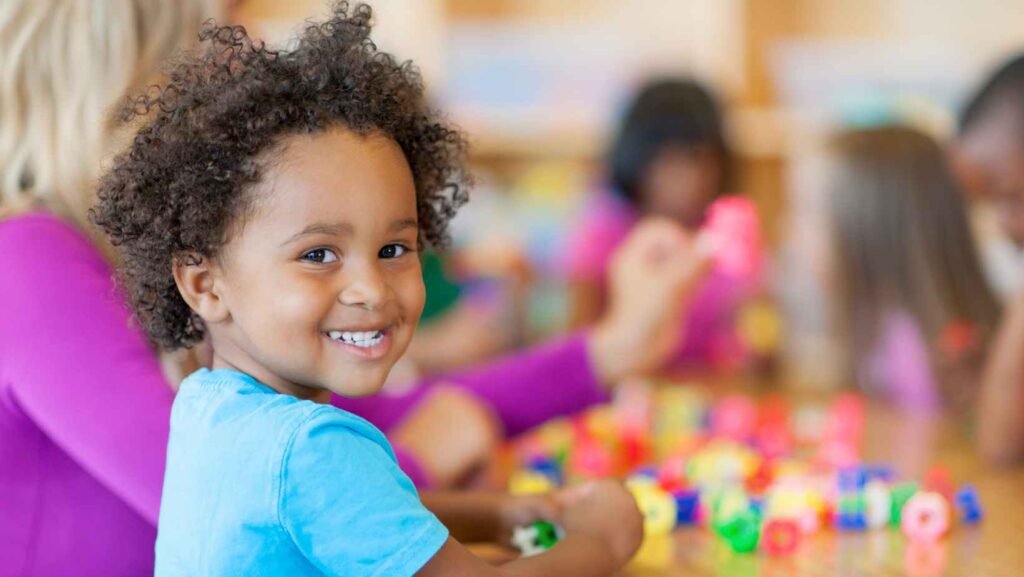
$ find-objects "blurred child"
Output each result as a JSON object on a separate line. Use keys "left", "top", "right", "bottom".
{"left": 821, "top": 126, "right": 1000, "bottom": 414}
{"left": 954, "top": 53, "right": 1024, "bottom": 463}
{"left": 94, "top": 5, "right": 645, "bottom": 575}
{"left": 565, "top": 77, "right": 762, "bottom": 371}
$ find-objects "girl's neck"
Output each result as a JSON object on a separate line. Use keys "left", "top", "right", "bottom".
{"left": 210, "top": 347, "right": 332, "bottom": 404}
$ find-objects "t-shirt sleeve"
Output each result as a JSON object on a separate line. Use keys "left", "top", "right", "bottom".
{"left": 278, "top": 410, "right": 448, "bottom": 577}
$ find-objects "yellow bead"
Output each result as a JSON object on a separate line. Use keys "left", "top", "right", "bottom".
{"left": 629, "top": 484, "right": 678, "bottom": 536}
{"left": 509, "top": 470, "right": 556, "bottom": 496}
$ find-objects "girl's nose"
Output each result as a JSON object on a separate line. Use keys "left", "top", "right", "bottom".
{"left": 338, "top": 263, "right": 387, "bottom": 309}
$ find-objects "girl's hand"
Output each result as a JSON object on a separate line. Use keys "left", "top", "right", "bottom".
{"left": 588, "top": 218, "right": 714, "bottom": 386}
{"left": 496, "top": 493, "right": 563, "bottom": 546}
{"left": 421, "top": 490, "right": 561, "bottom": 545}
{"left": 558, "top": 480, "right": 644, "bottom": 569}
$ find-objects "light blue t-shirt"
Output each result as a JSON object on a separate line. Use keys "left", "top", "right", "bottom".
{"left": 155, "top": 368, "right": 448, "bottom": 576}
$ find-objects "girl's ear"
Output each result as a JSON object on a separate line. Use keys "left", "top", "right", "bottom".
{"left": 173, "top": 253, "right": 230, "bottom": 325}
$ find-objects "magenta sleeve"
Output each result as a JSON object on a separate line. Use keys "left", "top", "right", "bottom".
{"left": 0, "top": 214, "right": 172, "bottom": 525}
{"left": 333, "top": 333, "right": 609, "bottom": 438}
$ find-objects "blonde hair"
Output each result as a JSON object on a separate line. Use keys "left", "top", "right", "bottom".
{"left": 826, "top": 125, "right": 1001, "bottom": 394}
{"left": 0, "top": 0, "right": 213, "bottom": 229}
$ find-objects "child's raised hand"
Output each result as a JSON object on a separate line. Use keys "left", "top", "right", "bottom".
{"left": 558, "top": 480, "right": 644, "bottom": 569}
{"left": 588, "top": 217, "right": 714, "bottom": 385}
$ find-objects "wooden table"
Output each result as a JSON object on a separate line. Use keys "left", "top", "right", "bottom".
{"left": 621, "top": 403, "right": 1024, "bottom": 577}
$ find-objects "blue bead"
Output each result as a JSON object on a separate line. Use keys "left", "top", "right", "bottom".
{"left": 673, "top": 489, "right": 701, "bottom": 525}
{"left": 835, "top": 513, "right": 867, "bottom": 531}
{"left": 837, "top": 466, "right": 868, "bottom": 492}
{"left": 955, "top": 486, "right": 983, "bottom": 524}
{"left": 865, "top": 465, "right": 895, "bottom": 482}
{"left": 749, "top": 497, "right": 766, "bottom": 517}
{"left": 527, "top": 457, "right": 564, "bottom": 486}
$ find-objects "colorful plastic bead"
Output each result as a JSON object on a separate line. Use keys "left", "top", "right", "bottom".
{"left": 835, "top": 493, "right": 867, "bottom": 531}
{"left": 954, "top": 485, "right": 983, "bottom": 524}
{"left": 720, "top": 510, "right": 761, "bottom": 553}
{"left": 527, "top": 457, "right": 564, "bottom": 486}
{"left": 568, "top": 438, "right": 615, "bottom": 480}
{"left": 901, "top": 492, "right": 951, "bottom": 542}
{"left": 509, "top": 470, "right": 556, "bottom": 496}
{"left": 512, "top": 521, "right": 562, "bottom": 556}
{"left": 890, "top": 482, "right": 919, "bottom": 526}
{"left": 864, "top": 480, "right": 892, "bottom": 529}
{"left": 672, "top": 489, "right": 701, "bottom": 526}
{"left": 762, "top": 518, "right": 800, "bottom": 556}
{"left": 710, "top": 395, "right": 757, "bottom": 441}
{"left": 924, "top": 466, "right": 954, "bottom": 502}
{"left": 838, "top": 466, "right": 868, "bottom": 492}
{"left": 630, "top": 483, "right": 679, "bottom": 536}
{"left": 737, "top": 300, "right": 783, "bottom": 356}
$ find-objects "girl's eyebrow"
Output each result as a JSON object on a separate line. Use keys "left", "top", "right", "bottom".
{"left": 390, "top": 218, "right": 418, "bottom": 233}
{"left": 280, "top": 222, "right": 352, "bottom": 246}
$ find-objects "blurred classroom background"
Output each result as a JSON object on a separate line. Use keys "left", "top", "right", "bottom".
{"left": 231, "top": 0, "right": 1024, "bottom": 385}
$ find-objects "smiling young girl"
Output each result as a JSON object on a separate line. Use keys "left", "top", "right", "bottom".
{"left": 92, "top": 4, "right": 654, "bottom": 575}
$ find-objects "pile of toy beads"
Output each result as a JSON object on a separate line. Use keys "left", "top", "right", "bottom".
{"left": 506, "top": 382, "right": 983, "bottom": 556}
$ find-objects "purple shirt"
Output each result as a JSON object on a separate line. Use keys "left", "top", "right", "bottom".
{"left": 564, "top": 191, "right": 760, "bottom": 370}
{"left": 863, "top": 311, "right": 942, "bottom": 412}
{"left": 0, "top": 212, "right": 607, "bottom": 576}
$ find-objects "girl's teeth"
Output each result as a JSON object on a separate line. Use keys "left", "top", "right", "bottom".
{"left": 327, "top": 330, "right": 384, "bottom": 347}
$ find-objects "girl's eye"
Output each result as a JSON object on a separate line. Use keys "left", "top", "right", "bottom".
{"left": 301, "top": 248, "right": 339, "bottom": 264}
{"left": 379, "top": 244, "right": 409, "bottom": 259}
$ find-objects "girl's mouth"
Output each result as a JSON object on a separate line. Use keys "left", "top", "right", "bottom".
{"left": 323, "top": 327, "right": 393, "bottom": 360}
{"left": 326, "top": 329, "right": 385, "bottom": 348}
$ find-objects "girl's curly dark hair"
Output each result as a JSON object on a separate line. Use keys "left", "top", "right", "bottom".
{"left": 91, "top": 2, "right": 469, "bottom": 350}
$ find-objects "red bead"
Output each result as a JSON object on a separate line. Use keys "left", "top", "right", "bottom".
{"left": 762, "top": 518, "right": 801, "bottom": 555}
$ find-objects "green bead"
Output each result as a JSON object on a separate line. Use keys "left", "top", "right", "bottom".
{"left": 890, "top": 482, "right": 919, "bottom": 526}
{"left": 838, "top": 493, "right": 865, "bottom": 515}
{"left": 532, "top": 521, "right": 560, "bottom": 549}
{"left": 720, "top": 511, "right": 760, "bottom": 553}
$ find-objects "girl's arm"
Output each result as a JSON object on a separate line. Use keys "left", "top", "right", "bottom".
{"left": 417, "top": 536, "right": 617, "bottom": 577}
{"left": 420, "top": 491, "right": 559, "bottom": 545}
{"left": 0, "top": 216, "right": 173, "bottom": 524}
{"left": 977, "top": 289, "right": 1024, "bottom": 464}
{"left": 417, "top": 480, "right": 642, "bottom": 577}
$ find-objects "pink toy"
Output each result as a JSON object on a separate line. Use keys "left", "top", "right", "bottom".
{"left": 901, "top": 492, "right": 951, "bottom": 542}
{"left": 657, "top": 454, "right": 690, "bottom": 492}
{"left": 569, "top": 438, "right": 616, "bottom": 479}
{"left": 702, "top": 196, "right": 762, "bottom": 279}
{"left": 710, "top": 394, "right": 757, "bottom": 441}
{"left": 923, "top": 466, "right": 954, "bottom": 503}
{"left": 762, "top": 519, "right": 801, "bottom": 555}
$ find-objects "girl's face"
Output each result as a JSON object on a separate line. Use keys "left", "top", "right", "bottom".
{"left": 638, "top": 144, "right": 722, "bottom": 229}
{"left": 955, "top": 103, "right": 1024, "bottom": 246}
{"left": 205, "top": 128, "right": 424, "bottom": 401}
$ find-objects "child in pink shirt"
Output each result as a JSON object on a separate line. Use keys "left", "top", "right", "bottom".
{"left": 821, "top": 126, "right": 1000, "bottom": 412}
{"left": 566, "top": 78, "right": 762, "bottom": 371}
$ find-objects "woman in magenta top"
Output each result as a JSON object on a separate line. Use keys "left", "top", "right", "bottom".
{"left": 566, "top": 78, "right": 763, "bottom": 371}
{"left": 1, "top": 199, "right": 707, "bottom": 577}
{"left": 0, "top": 3, "right": 713, "bottom": 574}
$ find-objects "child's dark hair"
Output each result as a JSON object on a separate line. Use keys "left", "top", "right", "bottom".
{"left": 607, "top": 77, "right": 733, "bottom": 204}
{"left": 959, "top": 52, "right": 1024, "bottom": 134}
{"left": 91, "top": 2, "right": 469, "bottom": 350}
